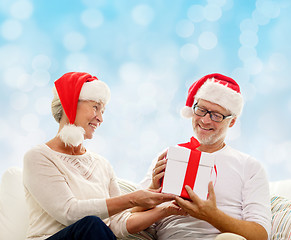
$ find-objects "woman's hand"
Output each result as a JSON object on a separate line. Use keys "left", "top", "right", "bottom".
{"left": 127, "top": 200, "right": 187, "bottom": 234}
{"left": 131, "top": 188, "right": 175, "bottom": 210}
{"left": 159, "top": 201, "right": 188, "bottom": 217}
{"left": 149, "top": 151, "right": 168, "bottom": 190}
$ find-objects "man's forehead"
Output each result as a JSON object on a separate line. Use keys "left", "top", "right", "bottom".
{"left": 197, "top": 99, "right": 230, "bottom": 113}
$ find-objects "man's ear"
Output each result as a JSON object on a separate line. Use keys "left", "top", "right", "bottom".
{"left": 229, "top": 117, "right": 236, "bottom": 128}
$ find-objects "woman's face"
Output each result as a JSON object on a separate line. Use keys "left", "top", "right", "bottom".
{"left": 74, "top": 100, "right": 105, "bottom": 140}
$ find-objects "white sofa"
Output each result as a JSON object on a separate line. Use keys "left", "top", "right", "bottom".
{"left": 1, "top": 167, "right": 291, "bottom": 240}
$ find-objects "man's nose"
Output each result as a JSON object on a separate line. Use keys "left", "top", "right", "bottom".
{"left": 201, "top": 112, "right": 212, "bottom": 123}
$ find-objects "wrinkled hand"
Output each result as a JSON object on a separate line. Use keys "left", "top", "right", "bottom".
{"left": 132, "top": 188, "right": 175, "bottom": 210}
{"left": 150, "top": 151, "right": 167, "bottom": 190}
{"left": 159, "top": 201, "right": 188, "bottom": 217}
{"left": 175, "top": 182, "right": 218, "bottom": 221}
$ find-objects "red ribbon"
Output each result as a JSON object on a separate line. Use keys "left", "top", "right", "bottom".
{"left": 178, "top": 137, "right": 201, "bottom": 199}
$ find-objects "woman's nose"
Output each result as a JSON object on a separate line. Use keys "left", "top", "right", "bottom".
{"left": 96, "top": 112, "right": 103, "bottom": 123}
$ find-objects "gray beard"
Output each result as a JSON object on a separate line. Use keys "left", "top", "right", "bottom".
{"left": 194, "top": 129, "right": 227, "bottom": 146}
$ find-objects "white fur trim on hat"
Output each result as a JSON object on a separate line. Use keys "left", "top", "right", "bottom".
{"left": 58, "top": 124, "right": 85, "bottom": 147}
{"left": 195, "top": 79, "right": 243, "bottom": 116}
{"left": 79, "top": 80, "right": 111, "bottom": 104}
{"left": 180, "top": 106, "right": 194, "bottom": 118}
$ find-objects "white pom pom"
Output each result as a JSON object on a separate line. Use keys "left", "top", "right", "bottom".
{"left": 180, "top": 106, "right": 194, "bottom": 118}
{"left": 58, "top": 124, "right": 85, "bottom": 147}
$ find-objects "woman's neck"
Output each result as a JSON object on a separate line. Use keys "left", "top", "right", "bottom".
{"left": 46, "top": 136, "right": 86, "bottom": 155}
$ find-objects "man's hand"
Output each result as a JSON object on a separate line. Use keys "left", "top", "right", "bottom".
{"left": 149, "top": 151, "right": 168, "bottom": 190}
{"left": 175, "top": 182, "right": 218, "bottom": 221}
{"left": 175, "top": 182, "right": 268, "bottom": 240}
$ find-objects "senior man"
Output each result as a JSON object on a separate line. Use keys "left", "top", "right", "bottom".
{"left": 140, "top": 73, "right": 271, "bottom": 240}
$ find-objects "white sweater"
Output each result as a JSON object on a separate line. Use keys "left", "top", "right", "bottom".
{"left": 140, "top": 145, "right": 272, "bottom": 240}
{"left": 23, "top": 144, "right": 130, "bottom": 240}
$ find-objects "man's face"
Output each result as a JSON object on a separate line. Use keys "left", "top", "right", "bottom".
{"left": 192, "top": 99, "right": 236, "bottom": 147}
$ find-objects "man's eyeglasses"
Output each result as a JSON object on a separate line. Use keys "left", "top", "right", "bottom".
{"left": 193, "top": 104, "right": 232, "bottom": 122}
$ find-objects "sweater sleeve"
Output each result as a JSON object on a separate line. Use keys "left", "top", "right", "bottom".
{"left": 106, "top": 168, "right": 131, "bottom": 238}
{"left": 109, "top": 210, "right": 131, "bottom": 238}
{"left": 23, "top": 148, "right": 109, "bottom": 226}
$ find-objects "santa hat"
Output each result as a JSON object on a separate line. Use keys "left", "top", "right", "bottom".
{"left": 53, "top": 72, "right": 110, "bottom": 147}
{"left": 181, "top": 73, "right": 243, "bottom": 118}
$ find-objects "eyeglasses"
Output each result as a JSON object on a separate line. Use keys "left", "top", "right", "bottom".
{"left": 193, "top": 103, "right": 232, "bottom": 122}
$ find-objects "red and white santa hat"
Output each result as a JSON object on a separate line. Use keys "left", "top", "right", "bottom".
{"left": 53, "top": 72, "right": 110, "bottom": 147}
{"left": 181, "top": 73, "right": 243, "bottom": 118}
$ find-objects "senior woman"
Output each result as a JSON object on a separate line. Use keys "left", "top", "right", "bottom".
{"left": 23, "top": 72, "right": 184, "bottom": 240}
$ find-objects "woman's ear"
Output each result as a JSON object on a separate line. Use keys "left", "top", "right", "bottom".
{"left": 58, "top": 113, "right": 70, "bottom": 129}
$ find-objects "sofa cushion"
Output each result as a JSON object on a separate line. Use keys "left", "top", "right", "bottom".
{"left": 271, "top": 195, "right": 291, "bottom": 240}
{"left": 0, "top": 167, "right": 28, "bottom": 240}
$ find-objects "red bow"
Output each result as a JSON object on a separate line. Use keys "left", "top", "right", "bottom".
{"left": 178, "top": 136, "right": 200, "bottom": 150}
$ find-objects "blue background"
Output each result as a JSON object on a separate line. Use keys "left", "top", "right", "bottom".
{"left": 0, "top": 0, "right": 290, "bottom": 183}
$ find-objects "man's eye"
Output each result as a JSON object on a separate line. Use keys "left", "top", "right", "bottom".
{"left": 212, "top": 113, "right": 223, "bottom": 120}
{"left": 197, "top": 107, "right": 207, "bottom": 113}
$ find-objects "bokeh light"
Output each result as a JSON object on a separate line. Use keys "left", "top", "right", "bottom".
{"left": 10, "top": 0, "right": 33, "bottom": 20}
{"left": 176, "top": 20, "right": 194, "bottom": 38}
{"left": 1, "top": 19, "right": 22, "bottom": 40}
{"left": 198, "top": 31, "right": 218, "bottom": 50}
{"left": 81, "top": 9, "right": 104, "bottom": 29}
{"left": 188, "top": 5, "right": 205, "bottom": 22}
{"left": 203, "top": 4, "right": 222, "bottom": 22}
{"left": 131, "top": 4, "right": 154, "bottom": 26}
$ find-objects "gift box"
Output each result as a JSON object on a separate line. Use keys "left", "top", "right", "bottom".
{"left": 161, "top": 140, "right": 215, "bottom": 200}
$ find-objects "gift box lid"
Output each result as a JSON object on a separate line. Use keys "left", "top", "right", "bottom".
{"left": 168, "top": 146, "right": 213, "bottom": 167}
{"left": 167, "top": 146, "right": 191, "bottom": 163}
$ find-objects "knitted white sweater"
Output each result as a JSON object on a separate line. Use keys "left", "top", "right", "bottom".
{"left": 23, "top": 144, "right": 130, "bottom": 240}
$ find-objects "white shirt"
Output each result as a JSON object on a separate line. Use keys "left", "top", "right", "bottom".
{"left": 140, "top": 145, "right": 272, "bottom": 240}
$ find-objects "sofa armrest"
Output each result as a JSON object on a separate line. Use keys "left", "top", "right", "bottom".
{"left": 270, "top": 179, "right": 291, "bottom": 200}
{"left": 0, "top": 167, "right": 28, "bottom": 240}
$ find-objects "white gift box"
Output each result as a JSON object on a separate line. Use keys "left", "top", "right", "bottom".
{"left": 161, "top": 146, "right": 214, "bottom": 200}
